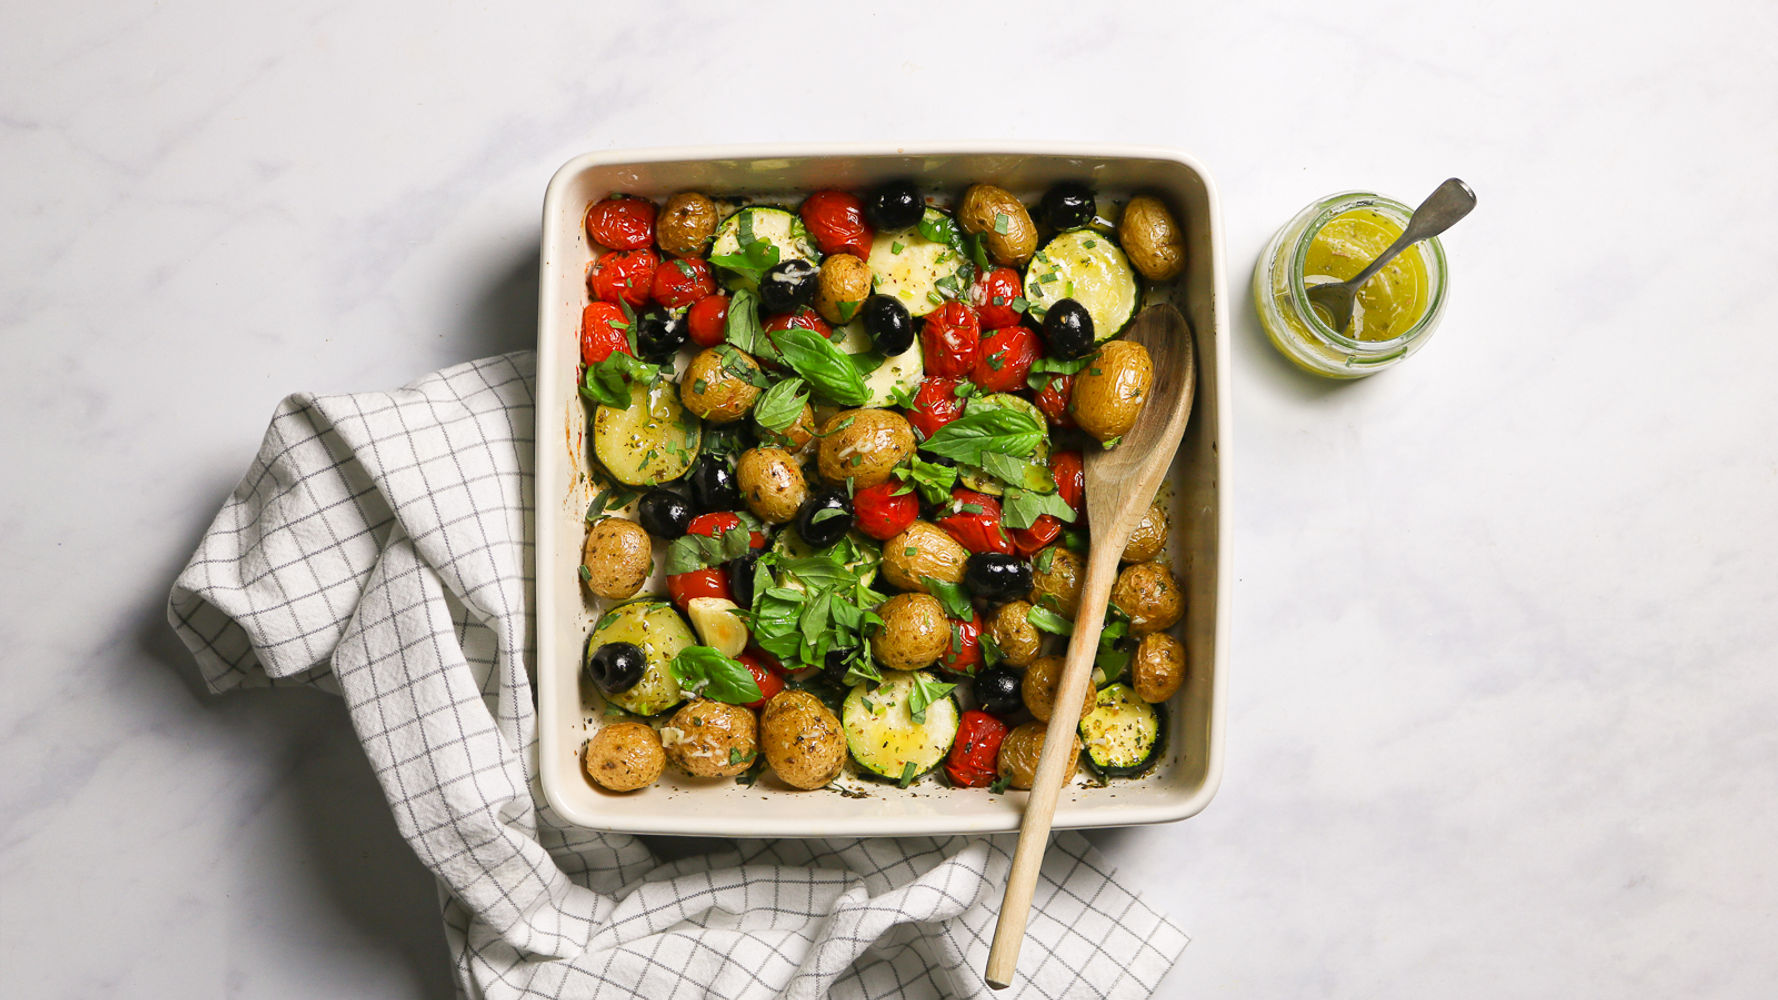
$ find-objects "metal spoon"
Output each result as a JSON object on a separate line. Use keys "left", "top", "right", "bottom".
{"left": 1305, "top": 178, "right": 1475, "bottom": 335}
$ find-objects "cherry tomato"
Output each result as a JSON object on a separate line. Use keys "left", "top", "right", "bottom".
{"left": 585, "top": 196, "right": 657, "bottom": 251}
{"left": 738, "top": 652, "right": 785, "bottom": 709}
{"left": 580, "top": 302, "right": 632, "bottom": 366}
{"left": 1051, "top": 451, "right": 1085, "bottom": 516}
{"left": 687, "top": 511, "right": 769, "bottom": 548}
{"left": 800, "top": 190, "right": 875, "bottom": 260}
{"left": 686, "top": 294, "right": 730, "bottom": 348}
{"left": 651, "top": 257, "right": 716, "bottom": 309}
{"left": 905, "top": 376, "right": 965, "bottom": 440}
{"left": 1009, "top": 517, "right": 1062, "bottom": 557}
{"left": 944, "top": 709, "right": 1009, "bottom": 788}
{"left": 853, "top": 480, "right": 919, "bottom": 541}
{"left": 971, "top": 325, "right": 1042, "bottom": 394}
{"left": 937, "top": 488, "right": 1013, "bottom": 555}
{"left": 1033, "top": 372, "right": 1077, "bottom": 429}
{"left": 970, "top": 267, "right": 1025, "bottom": 330}
{"left": 666, "top": 567, "right": 732, "bottom": 610}
{"left": 763, "top": 306, "right": 833, "bottom": 341}
{"left": 938, "top": 612, "right": 984, "bottom": 677}
{"left": 746, "top": 646, "right": 787, "bottom": 676}
{"left": 920, "top": 302, "right": 981, "bottom": 379}
{"left": 587, "top": 248, "right": 657, "bottom": 308}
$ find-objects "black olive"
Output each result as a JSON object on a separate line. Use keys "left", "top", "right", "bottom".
{"left": 1040, "top": 298, "right": 1095, "bottom": 361}
{"left": 964, "top": 553, "right": 1032, "bottom": 603}
{"left": 861, "top": 294, "right": 914, "bottom": 356}
{"left": 758, "top": 259, "right": 818, "bottom": 314}
{"left": 865, "top": 179, "right": 923, "bottom": 230}
{"left": 585, "top": 640, "right": 647, "bottom": 695}
{"left": 636, "top": 488, "right": 692, "bottom": 539}
{"left": 1038, "top": 182, "right": 1096, "bottom": 231}
{"left": 822, "top": 647, "right": 862, "bottom": 686}
{"left": 728, "top": 550, "right": 760, "bottom": 608}
{"left": 974, "top": 665, "right": 1023, "bottom": 717}
{"left": 633, "top": 305, "right": 688, "bottom": 363}
{"left": 688, "top": 454, "right": 741, "bottom": 513}
{"left": 795, "top": 488, "right": 855, "bottom": 549}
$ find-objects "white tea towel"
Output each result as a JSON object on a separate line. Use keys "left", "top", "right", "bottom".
{"left": 167, "top": 351, "right": 1189, "bottom": 999}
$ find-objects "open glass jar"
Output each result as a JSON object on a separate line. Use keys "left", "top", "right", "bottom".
{"left": 1253, "top": 191, "right": 1449, "bottom": 378}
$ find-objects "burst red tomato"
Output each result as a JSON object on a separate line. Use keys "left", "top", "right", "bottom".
{"left": 738, "top": 652, "right": 785, "bottom": 709}
{"left": 651, "top": 257, "right": 717, "bottom": 308}
{"left": 853, "top": 480, "right": 919, "bottom": 541}
{"left": 920, "top": 302, "right": 981, "bottom": 378}
{"left": 585, "top": 196, "right": 657, "bottom": 251}
{"left": 1033, "top": 372, "right": 1077, "bottom": 428}
{"left": 686, "top": 294, "right": 730, "bottom": 348}
{"left": 971, "top": 325, "right": 1042, "bottom": 393}
{"left": 580, "top": 302, "right": 632, "bottom": 365}
{"left": 1051, "top": 450, "right": 1085, "bottom": 517}
{"left": 763, "top": 306, "right": 833, "bottom": 341}
{"left": 587, "top": 248, "right": 657, "bottom": 308}
{"left": 937, "top": 488, "right": 1013, "bottom": 555}
{"left": 970, "top": 267, "right": 1025, "bottom": 330}
{"left": 1009, "top": 517, "right": 1061, "bottom": 557}
{"left": 799, "top": 190, "right": 874, "bottom": 260}
{"left": 687, "top": 512, "right": 769, "bottom": 548}
{"left": 945, "top": 710, "right": 1009, "bottom": 788}
{"left": 905, "top": 376, "right": 965, "bottom": 440}
{"left": 666, "top": 568, "right": 732, "bottom": 610}
{"left": 938, "top": 612, "right": 984, "bottom": 677}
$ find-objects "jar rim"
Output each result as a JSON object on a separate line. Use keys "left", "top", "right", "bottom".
{"left": 1285, "top": 190, "right": 1448, "bottom": 353}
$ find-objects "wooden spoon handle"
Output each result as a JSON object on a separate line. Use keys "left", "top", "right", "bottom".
{"left": 984, "top": 541, "right": 1122, "bottom": 989}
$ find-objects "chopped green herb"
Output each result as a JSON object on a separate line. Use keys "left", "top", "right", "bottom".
{"left": 993, "top": 212, "right": 1010, "bottom": 235}
{"left": 669, "top": 646, "right": 764, "bottom": 705}
{"left": 1026, "top": 604, "right": 1073, "bottom": 635}
{"left": 891, "top": 241, "right": 905, "bottom": 254}
{"left": 897, "top": 760, "right": 919, "bottom": 788}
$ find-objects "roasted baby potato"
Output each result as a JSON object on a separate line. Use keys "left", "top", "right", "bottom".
{"left": 581, "top": 518, "right": 652, "bottom": 600}
{"left": 1131, "top": 632, "right": 1186, "bottom": 703}
{"left": 1070, "top": 340, "right": 1153, "bottom": 443}
{"left": 759, "top": 690, "right": 846, "bottom": 790}
{"left": 736, "top": 447, "right": 808, "bottom": 524}
{"left": 957, "top": 183, "right": 1038, "bottom": 267}
{"left": 681, "top": 347, "right": 763, "bottom": 423}
{"left": 1111, "top": 562, "right": 1185, "bottom": 634}
{"left": 1029, "top": 546, "right": 1083, "bottom": 619}
{"left": 997, "top": 720, "right": 1081, "bottom": 790}
{"left": 814, "top": 253, "right": 872, "bottom": 326}
{"left": 871, "top": 593, "right": 950, "bottom": 671}
{"left": 817, "top": 408, "right": 914, "bottom": 488}
{"left": 1021, "top": 654, "right": 1097, "bottom": 723}
{"left": 880, "top": 521, "right": 970, "bottom": 593}
{"left": 657, "top": 192, "right": 718, "bottom": 258}
{"left": 662, "top": 700, "right": 758, "bottom": 778}
{"left": 1121, "top": 500, "right": 1169, "bottom": 564}
{"left": 1118, "top": 195, "right": 1187, "bottom": 281}
{"left": 989, "top": 599, "right": 1042, "bottom": 667}
{"left": 582, "top": 722, "right": 664, "bottom": 792}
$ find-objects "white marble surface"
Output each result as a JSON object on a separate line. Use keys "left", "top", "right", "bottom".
{"left": 4, "top": 1, "right": 1776, "bottom": 996}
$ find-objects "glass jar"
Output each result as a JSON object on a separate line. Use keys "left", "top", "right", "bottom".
{"left": 1252, "top": 191, "right": 1449, "bottom": 378}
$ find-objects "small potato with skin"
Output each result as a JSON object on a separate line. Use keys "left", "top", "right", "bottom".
{"left": 817, "top": 408, "right": 914, "bottom": 488}
{"left": 662, "top": 700, "right": 758, "bottom": 778}
{"left": 581, "top": 518, "right": 652, "bottom": 599}
{"left": 989, "top": 599, "right": 1042, "bottom": 668}
{"left": 760, "top": 690, "right": 846, "bottom": 790}
{"left": 814, "top": 253, "right": 872, "bottom": 325}
{"left": 957, "top": 184, "right": 1038, "bottom": 267}
{"left": 1132, "top": 632, "right": 1186, "bottom": 703}
{"left": 881, "top": 521, "right": 969, "bottom": 593}
{"left": 1111, "top": 562, "right": 1186, "bottom": 634}
{"left": 582, "top": 722, "right": 664, "bottom": 792}
{"left": 871, "top": 593, "right": 950, "bottom": 671}
{"left": 1071, "top": 340, "right": 1153, "bottom": 443}
{"left": 1029, "top": 546, "right": 1083, "bottom": 619}
{"left": 736, "top": 447, "right": 808, "bottom": 524}
{"left": 997, "top": 720, "right": 1081, "bottom": 790}
{"left": 1022, "top": 654, "right": 1097, "bottom": 723}
{"left": 1121, "top": 500, "right": 1169, "bottom": 563}
{"left": 757, "top": 403, "right": 816, "bottom": 452}
{"left": 681, "top": 347, "right": 763, "bottom": 423}
{"left": 657, "top": 192, "right": 718, "bottom": 258}
{"left": 1119, "top": 195, "right": 1187, "bottom": 281}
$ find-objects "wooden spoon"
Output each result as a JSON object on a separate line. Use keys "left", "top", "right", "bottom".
{"left": 984, "top": 303, "right": 1197, "bottom": 990}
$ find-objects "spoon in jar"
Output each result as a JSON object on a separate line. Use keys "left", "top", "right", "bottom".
{"left": 1305, "top": 178, "right": 1475, "bottom": 335}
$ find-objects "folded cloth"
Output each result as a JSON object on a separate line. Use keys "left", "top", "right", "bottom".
{"left": 168, "top": 352, "right": 1188, "bottom": 999}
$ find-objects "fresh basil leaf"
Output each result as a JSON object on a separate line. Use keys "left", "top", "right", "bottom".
{"left": 752, "top": 377, "right": 808, "bottom": 432}
{"left": 922, "top": 576, "right": 974, "bottom": 620}
{"left": 1000, "top": 487, "right": 1078, "bottom": 530}
{"left": 669, "top": 646, "right": 763, "bottom": 704}
{"left": 723, "top": 287, "right": 773, "bottom": 360}
{"left": 1025, "top": 604, "right": 1073, "bottom": 636}
{"left": 769, "top": 324, "right": 870, "bottom": 406}
{"left": 917, "top": 212, "right": 959, "bottom": 249}
{"left": 907, "top": 671, "right": 957, "bottom": 725}
{"left": 899, "top": 455, "right": 959, "bottom": 506}
{"left": 919, "top": 408, "right": 1045, "bottom": 465}
{"left": 977, "top": 453, "right": 1057, "bottom": 494}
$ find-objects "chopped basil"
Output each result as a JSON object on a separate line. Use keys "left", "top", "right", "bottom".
{"left": 907, "top": 672, "right": 957, "bottom": 724}
{"left": 669, "top": 646, "right": 764, "bottom": 704}
{"left": 897, "top": 760, "right": 919, "bottom": 788}
{"left": 1026, "top": 604, "right": 1073, "bottom": 635}
{"left": 922, "top": 576, "right": 974, "bottom": 620}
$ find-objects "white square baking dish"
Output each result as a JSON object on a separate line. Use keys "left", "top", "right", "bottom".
{"left": 536, "top": 144, "right": 1229, "bottom": 837}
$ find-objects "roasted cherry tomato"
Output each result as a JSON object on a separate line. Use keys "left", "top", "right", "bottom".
{"left": 1051, "top": 451, "right": 1085, "bottom": 516}
{"left": 738, "top": 651, "right": 785, "bottom": 709}
{"left": 853, "top": 480, "right": 920, "bottom": 541}
{"left": 746, "top": 646, "right": 788, "bottom": 676}
{"left": 970, "top": 267, "right": 1025, "bottom": 330}
{"left": 905, "top": 376, "right": 965, "bottom": 440}
{"left": 651, "top": 257, "right": 717, "bottom": 309}
{"left": 687, "top": 511, "right": 769, "bottom": 549}
{"left": 666, "top": 567, "right": 732, "bottom": 610}
{"left": 919, "top": 302, "right": 981, "bottom": 379}
{"left": 944, "top": 709, "right": 1009, "bottom": 788}
{"left": 762, "top": 306, "right": 833, "bottom": 341}
{"left": 971, "top": 325, "right": 1042, "bottom": 394}
{"left": 1033, "top": 371, "right": 1077, "bottom": 429}
{"left": 580, "top": 301, "right": 632, "bottom": 365}
{"left": 1009, "top": 517, "right": 1062, "bottom": 557}
{"left": 938, "top": 612, "right": 984, "bottom": 677}
{"left": 686, "top": 293, "right": 730, "bottom": 348}
{"left": 937, "top": 488, "right": 1013, "bottom": 555}
{"left": 585, "top": 196, "right": 656, "bottom": 251}
{"left": 587, "top": 248, "right": 657, "bottom": 308}
{"left": 800, "top": 189, "right": 875, "bottom": 260}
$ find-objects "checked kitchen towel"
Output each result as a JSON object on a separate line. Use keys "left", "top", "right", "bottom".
{"left": 167, "top": 351, "right": 1188, "bottom": 999}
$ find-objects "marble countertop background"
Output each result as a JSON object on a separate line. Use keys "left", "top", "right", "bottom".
{"left": 4, "top": 1, "right": 1775, "bottom": 996}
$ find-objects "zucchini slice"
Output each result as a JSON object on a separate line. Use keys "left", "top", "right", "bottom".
{"left": 1077, "top": 682, "right": 1163, "bottom": 777}
{"left": 838, "top": 319, "right": 925, "bottom": 408}
{"left": 842, "top": 670, "right": 960, "bottom": 782}
{"left": 586, "top": 600, "right": 696, "bottom": 717}
{"left": 592, "top": 378, "right": 701, "bottom": 486}
{"left": 958, "top": 393, "right": 1050, "bottom": 496}
{"left": 867, "top": 207, "right": 971, "bottom": 317}
{"left": 709, "top": 206, "right": 820, "bottom": 288}
{"left": 1023, "top": 230, "right": 1140, "bottom": 340}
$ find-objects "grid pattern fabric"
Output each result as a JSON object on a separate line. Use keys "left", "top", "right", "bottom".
{"left": 168, "top": 351, "right": 1189, "bottom": 999}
